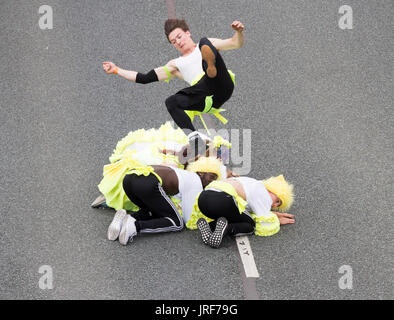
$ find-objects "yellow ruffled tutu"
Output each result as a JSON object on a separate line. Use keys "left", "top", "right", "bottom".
{"left": 98, "top": 122, "right": 187, "bottom": 211}
{"left": 108, "top": 122, "right": 189, "bottom": 163}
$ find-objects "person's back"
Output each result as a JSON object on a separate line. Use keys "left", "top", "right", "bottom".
{"left": 151, "top": 165, "right": 180, "bottom": 195}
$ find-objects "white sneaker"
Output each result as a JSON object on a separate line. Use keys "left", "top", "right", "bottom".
{"left": 119, "top": 215, "right": 137, "bottom": 245}
{"left": 107, "top": 209, "right": 127, "bottom": 241}
{"left": 187, "top": 131, "right": 211, "bottom": 142}
{"left": 91, "top": 194, "right": 106, "bottom": 208}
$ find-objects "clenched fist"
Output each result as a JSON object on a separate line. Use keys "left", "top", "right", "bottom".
{"left": 102, "top": 61, "right": 117, "bottom": 74}
{"left": 231, "top": 21, "right": 244, "bottom": 32}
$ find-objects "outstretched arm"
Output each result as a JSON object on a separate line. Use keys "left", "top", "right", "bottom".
{"left": 102, "top": 59, "right": 179, "bottom": 83}
{"left": 274, "top": 212, "right": 295, "bottom": 225}
{"left": 209, "top": 20, "right": 244, "bottom": 51}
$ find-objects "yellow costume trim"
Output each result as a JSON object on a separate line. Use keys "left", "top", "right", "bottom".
{"left": 98, "top": 151, "right": 162, "bottom": 211}
{"left": 109, "top": 122, "right": 188, "bottom": 163}
{"left": 98, "top": 153, "right": 159, "bottom": 211}
{"left": 251, "top": 213, "right": 280, "bottom": 237}
{"left": 155, "top": 150, "right": 184, "bottom": 168}
{"left": 212, "top": 136, "right": 231, "bottom": 149}
{"left": 163, "top": 65, "right": 172, "bottom": 83}
{"left": 185, "top": 70, "right": 235, "bottom": 135}
{"left": 125, "top": 164, "right": 163, "bottom": 185}
{"left": 184, "top": 108, "right": 228, "bottom": 136}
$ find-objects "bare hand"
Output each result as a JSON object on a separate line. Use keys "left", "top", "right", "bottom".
{"left": 102, "top": 61, "right": 117, "bottom": 74}
{"left": 159, "top": 148, "right": 176, "bottom": 155}
{"left": 226, "top": 170, "right": 240, "bottom": 178}
{"left": 231, "top": 21, "right": 244, "bottom": 32}
{"left": 275, "top": 212, "right": 295, "bottom": 225}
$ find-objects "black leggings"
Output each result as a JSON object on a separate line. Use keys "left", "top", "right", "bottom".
{"left": 165, "top": 37, "right": 235, "bottom": 132}
{"left": 197, "top": 190, "right": 255, "bottom": 236}
{"left": 122, "top": 173, "right": 183, "bottom": 233}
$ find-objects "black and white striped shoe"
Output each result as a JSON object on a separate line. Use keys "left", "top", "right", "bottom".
{"left": 209, "top": 217, "right": 228, "bottom": 249}
{"left": 197, "top": 218, "right": 213, "bottom": 245}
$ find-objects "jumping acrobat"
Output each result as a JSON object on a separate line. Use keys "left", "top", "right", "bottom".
{"left": 103, "top": 19, "right": 244, "bottom": 157}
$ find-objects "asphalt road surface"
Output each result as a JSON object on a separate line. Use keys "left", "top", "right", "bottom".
{"left": 1, "top": 0, "right": 393, "bottom": 300}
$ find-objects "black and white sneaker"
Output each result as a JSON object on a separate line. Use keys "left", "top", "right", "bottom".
{"left": 209, "top": 217, "right": 228, "bottom": 249}
{"left": 197, "top": 218, "right": 213, "bottom": 245}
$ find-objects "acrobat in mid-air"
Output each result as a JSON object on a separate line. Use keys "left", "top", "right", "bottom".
{"left": 102, "top": 19, "right": 244, "bottom": 157}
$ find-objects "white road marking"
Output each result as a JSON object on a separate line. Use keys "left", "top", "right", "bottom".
{"left": 236, "top": 236, "right": 260, "bottom": 278}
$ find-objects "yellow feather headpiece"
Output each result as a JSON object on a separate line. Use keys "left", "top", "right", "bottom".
{"left": 186, "top": 157, "right": 223, "bottom": 179}
{"left": 262, "top": 174, "right": 294, "bottom": 211}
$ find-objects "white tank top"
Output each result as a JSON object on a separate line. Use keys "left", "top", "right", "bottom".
{"left": 174, "top": 44, "right": 204, "bottom": 85}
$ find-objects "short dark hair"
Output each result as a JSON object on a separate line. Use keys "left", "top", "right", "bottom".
{"left": 164, "top": 19, "right": 190, "bottom": 42}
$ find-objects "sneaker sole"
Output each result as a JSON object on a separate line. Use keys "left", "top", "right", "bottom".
{"left": 201, "top": 45, "right": 217, "bottom": 78}
{"left": 118, "top": 216, "right": 137, "bottom": 245}
{"left": 209, "top": 218, "right": 228, "bottom": 248}
{"left": 118, "top": 221, "right": 129, "bottom": 245}
{"left": 107, "top": 210, "right": 126, "bottom": 241}
{"left": 197, "top": 219, "right": 212, "bottom": 245}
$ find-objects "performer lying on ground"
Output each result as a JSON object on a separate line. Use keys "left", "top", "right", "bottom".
{"left": 102, "top": 19, "right": 244, "bottom": 156}
{"left": 188, "top": 174, "right": 295, "bottom": 248}
{"left": 107, "top": 157, "right": 223, "bottom": 245}
{"left": 91, "top": 122, "right": 236, "bottom": 211}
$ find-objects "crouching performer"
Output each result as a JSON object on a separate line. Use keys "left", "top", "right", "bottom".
{"left": 91, "top": 122, "right": 234, "bottom": 210}
{"left": 187, "top": 175, "right": 295, "bottom": 248}
{"left": 107, "top": 157, "right": 222, "bottom": 245}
